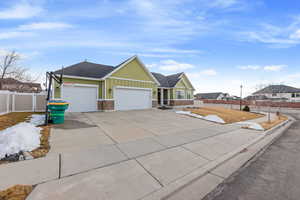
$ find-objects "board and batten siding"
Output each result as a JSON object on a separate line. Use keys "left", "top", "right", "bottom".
{"left": 171, "top": 76, "right": 194, "bottom": 100}
{"left": 54, "top": 77, "right": 104, "bottom": 99}
{"left": 105, "top": 78, "right": 157, "bottom": 99}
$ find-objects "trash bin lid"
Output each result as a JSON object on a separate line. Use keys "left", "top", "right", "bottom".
{"left": 48, "top": 100, "right": 69, "bottom": 105}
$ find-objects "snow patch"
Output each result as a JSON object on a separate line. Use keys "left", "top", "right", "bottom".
{"left": 203, "top": 115, "right": 226, "bottom": 124}
{"left": 175, "top": 111, "right": 191, "bottom": 115}
{"left": 0, "top": 123, "right": 41, "bottom": 159}
{"left": 29, "top": 114, "right": 45, "bottom": 126}
{"left": 176, "top": 111, "right": 225, "bottom": 124}
{"left": 236, "top": 122, "right": 265, "bottom": 131}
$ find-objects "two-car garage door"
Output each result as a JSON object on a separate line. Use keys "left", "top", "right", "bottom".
{"left": 114, "top": 87, "right": 152, "bottom": 111}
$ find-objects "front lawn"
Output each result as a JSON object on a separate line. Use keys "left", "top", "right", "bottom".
{"left": 185, "top": 106, "right": 264, "bottom": 124}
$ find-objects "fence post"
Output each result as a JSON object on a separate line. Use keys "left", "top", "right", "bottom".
{"left": 6, "top": 92, "right": 9, "bottom": 113}
{"left": 12, "top": 93, "right": 15, "bottom": 112}
{"left": 32, "top": 93, "right": 35, "bottom": 112}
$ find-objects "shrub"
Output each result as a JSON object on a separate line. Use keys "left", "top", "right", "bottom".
{"left": 243, "top": 105, "right": 250, "bottom": 112}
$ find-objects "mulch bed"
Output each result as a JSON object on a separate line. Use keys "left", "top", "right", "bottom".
{"left": 0, "top": 185, "right": 33, "bottom": 200}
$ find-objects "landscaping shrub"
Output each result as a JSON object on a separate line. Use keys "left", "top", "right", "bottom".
{"left": 243, "top": 105, "right": 250, "bottom": 112}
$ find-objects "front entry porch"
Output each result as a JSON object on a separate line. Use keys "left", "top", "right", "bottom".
{"left": 157, "top": 88, "right": 170, "bottom": 106}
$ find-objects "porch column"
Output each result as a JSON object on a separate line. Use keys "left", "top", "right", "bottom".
{"left": 160, "top": 88, "right": 164, "bottom": 105}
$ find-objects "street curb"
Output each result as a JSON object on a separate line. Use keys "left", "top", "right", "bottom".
{"left": 141, "top": 117, "right": 294, "bottom": 200}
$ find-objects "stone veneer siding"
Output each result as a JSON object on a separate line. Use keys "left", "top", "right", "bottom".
{"left": 98, "top": 100, "right": 114, "bottom": 111}
{"left": 169, "top": 100, "right": 194, "bottom": 106}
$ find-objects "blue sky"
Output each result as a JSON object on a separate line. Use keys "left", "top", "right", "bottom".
{"left": 0, "top": 0, "right": 300, "bottom": 96}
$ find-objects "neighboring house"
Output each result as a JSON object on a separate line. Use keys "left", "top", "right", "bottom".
{"left": 54, "top": 55, "right": 195, "bottom": 112}
{"left": 195, "top": 92, "right": 230, "bottom": 100}
{"left": 252, "top": 85, "right": 300, "bottom": 102}
{"left": 0, "top": 78, "right": 42, "bottom": 93}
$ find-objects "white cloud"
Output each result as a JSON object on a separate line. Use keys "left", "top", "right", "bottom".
{"left": 237, "top": 64, "right": 286, "bottom": 72}
{"left": 0, "top": 1, "right": 43, "bottom": 19}
{"left": 0, "top": 31, "right": 35, "bottom": 40}
{"left": 239, "top": 18, "right": 300, "bottom": 48}
{"left": 200, "top": 69, "right": 217, "bottom": 76}
{"left": 238, "top": 65, "right": 261, "bottom": 70}
{"left": 159, "top": 60, "right": 195, "bottom": 71}
{"left": 211, "top": 0, "right": 239, "bottom": 8}
{"left": 18, "top": 22, "right": 73, "bottom": 30}
{"left": 263, "top": 65, "right": 286, "bottom": 71}
{"left": 150, "top": 48, "right": 203, "bottom": 54}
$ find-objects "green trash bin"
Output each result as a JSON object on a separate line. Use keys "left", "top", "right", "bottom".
{"left": 48, "top": 100, "right": 69, "bottom": 124}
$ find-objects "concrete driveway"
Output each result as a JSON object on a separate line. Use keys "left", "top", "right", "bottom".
{"left": 0, "top": 109, "right": 267, "bottom": 200}
{"left": 49, "top": 109, "right": 239, "bottom": 153}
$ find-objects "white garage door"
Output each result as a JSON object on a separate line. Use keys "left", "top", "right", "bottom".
{"left": 114, "top": 87, "right": 152, "bottom": 111}
{"left": 62, "top": 85, "right": 98, "bottom": 112}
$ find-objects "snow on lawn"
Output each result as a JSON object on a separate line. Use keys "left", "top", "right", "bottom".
{"left": 29, "top": 114, "right": 45, "bottom": 126}
{"left": 236, "top": 122, "right": 265, "bottom": 131}
{"left": 176, "top": 111, "right": 225, "bottom": 124}
{"left": 0, "top": 123, "right": 41, "bottom": 159}
{"left": 203, "top": 115, "right": 226, "bottom": 124}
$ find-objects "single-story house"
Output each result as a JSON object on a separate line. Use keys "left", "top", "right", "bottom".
{"left": 195, "top": 92, "right": 230, "bottom": 100}
{"left": 252, "top": 85, "right": 300, "bottom": 102}
{"left": 53, "top": 56, "right": 195, "bottom": 112}
{"left": 0, "top": 78, "right": 42, "bottom": 93}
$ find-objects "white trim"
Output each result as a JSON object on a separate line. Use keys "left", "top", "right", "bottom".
{"left": 60, "top": 75, "right": 102, "bottom": 81}
{"left": 63, "top": 83, "right": 98, "bottom": 88}
{"left": 178, "top": 73, "right": 195, "bottom": 90}
{"left": 114, "top": 86, "right": 152, "bottom": 91}
{"left": 102, "top": 55, "right": 160, "bottom": 85}
{"left": 109, "top": 76, "right": 155, "bottom": 83}
{"left": 0, "top": 90, "right": 11, "bottom": 94}
{"left": 104, "top": 79, "right": 106, "bottom": 99}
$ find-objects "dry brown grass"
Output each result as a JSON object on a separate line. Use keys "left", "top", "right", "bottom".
{"left": 30, "top": 125, "right": 51, "bottom": 158}
{"left": 0, "top": 185, "right": 32, "bottom": 200}
{"left": 260, "top": 115, "right": 288, "bottom": 130}
{"left": 0, "top": 112, "right": 36, "bottom": 131}
{"left": 185, "top": 107, "right": 264, "bottom": 124}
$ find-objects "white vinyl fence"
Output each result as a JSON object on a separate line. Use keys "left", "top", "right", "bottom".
{"left": 0, "top": 91, "right": 47, "bottom": 115}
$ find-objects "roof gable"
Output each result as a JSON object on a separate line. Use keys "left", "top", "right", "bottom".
{"left": 175, "top": 73, "right": 194, "bottom": 89}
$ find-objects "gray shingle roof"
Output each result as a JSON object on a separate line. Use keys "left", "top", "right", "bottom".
{"left": 151, "top": 72, "right": 183, "bottom": 87}
{"left": 54, "top": 61, "right": 115, "bottom": 79}
{"left": 195, "top": 92, "right": 223, "bottom": 99}
{"left": 254, "top": 85, "right": 300, "bottom": 94}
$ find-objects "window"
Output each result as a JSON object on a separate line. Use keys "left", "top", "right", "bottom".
{"left": 272, "top": 93, "right": 277, "bottom": 97}
{"left": 297, "top": 94, "right": 300, "bottom": 97}
{"left": 292, "top": 93, "right": 296, "bottom": 98}
{"left": 187, "top": 92, "right": 191, "bottom": 99}
{"left": 176, "top": 90, "right": 185, "bottom": 99}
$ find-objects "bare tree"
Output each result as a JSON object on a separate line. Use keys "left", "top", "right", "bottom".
{"left": 0, "top": 51, "right": 38, "bottom": 82}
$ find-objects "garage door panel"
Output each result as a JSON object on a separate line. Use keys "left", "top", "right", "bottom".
{"left": 115, "top": 88, "right": 151, "bottom": 111}
{"left": 63, "top": 85, "right": 97, "bottom": 112}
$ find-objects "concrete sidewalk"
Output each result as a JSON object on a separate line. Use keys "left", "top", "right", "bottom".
{"left": 24, "top": 127, "right": 266, "bottom": 200}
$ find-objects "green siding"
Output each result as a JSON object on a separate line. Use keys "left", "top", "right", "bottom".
{"left": 111, "top": 59, "right": 154, "bottom": 81}
{"left": 54, "top": 77, "right": 103, "bottom": 99}
{"left": 105, "top": 78, "right": 157, "bottom": 99}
